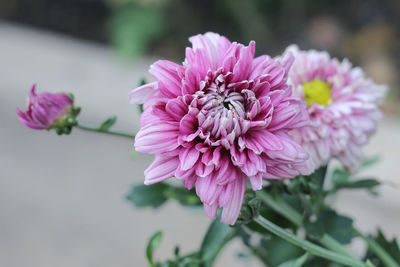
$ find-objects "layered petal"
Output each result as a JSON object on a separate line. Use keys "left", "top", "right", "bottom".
{"left": 131, "top": 33, "right": 315, "bottom": 225}
{"left": 220, "top": 175, "right": 246, "bottom": 225}
{"left": 144, "top": 155, "right": 179, "bottom": 185}
{"left": 284, "top": 45, "right": 387, "bottom": 171}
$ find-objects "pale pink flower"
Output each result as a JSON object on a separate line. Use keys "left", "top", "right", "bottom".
{"left": 285, "top": 45, "right": 387, "bottom": 172}
{"left": 16, "top": 84, "right": 73, "bottom": 130}
{"left": 129, "top": 33, "right": 312, "bottom": 224}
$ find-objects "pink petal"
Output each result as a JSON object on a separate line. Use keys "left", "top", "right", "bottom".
{"left": 135, "top": 122, "right": 179, "bottom": 153}
{"left": 231, "top": 41, "right": 256, "bottom": 82}
{"left": 128, "top": 82, "right": 157, "bottom": 104}
{"left": 221, "top": 175, "right": 246, "bottom": 225}
{"left": 249, "top": 173, "right": 263, "bottom": 190}
{"left": 239, "top": 130, "right": 283, "bottom": 154}
{"left": 150, "top": 60, "right": 183, "bottom": 98}
{"left": 268, "top": 99, "right": 306, "bottom": 131}
{"left": 181, "top": 175, "right": 197, "bottom": 190}
{"left": 196, "top": 174, "right": 220, "bottom": 205}
{"left": 165, "top": 97, "right": 188, "bottom": 121}
{"left": 279, "top": 50, "right": 294, "bottom": 77}
{"left": 189, "top": 32, "right": 231, "bottom": 70}
{"left": 204, "top": 203, "right": 218, "bottom": 220}
{"left": 179, "top": 148, "right": 200, "bottom": 171}
{"left": 264, "top": 132, "right": 308, "bottom": 162}
{"left": 144, "top": 155, "right": 179, "bottom": 185}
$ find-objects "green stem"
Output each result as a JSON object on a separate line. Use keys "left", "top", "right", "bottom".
{"left": 199, "top": 219, "right": 237, "bottom": 266}
{"left": 254, "top": 215, "right": 366, "bottom": 267}
{"left": 257, "top": 190, "right": 302, "bottom": 226}
{"left": 353, "top": 228, "right": 400, "bottom": 267}
{"left": 256, "top": 190, "right": 356, "bottom": 259}
{"left": 320, "top": 235, "right": 354, "bottom": 259}
{"left": 77, "top": 123, "right": 135, "bottom": 139}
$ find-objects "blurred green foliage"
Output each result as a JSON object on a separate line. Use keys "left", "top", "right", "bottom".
{"left": 127, "top": 159, "right": 387, "bottom": 266}
{"left": 108, "top": 1, "right": 165, "bottom": 59}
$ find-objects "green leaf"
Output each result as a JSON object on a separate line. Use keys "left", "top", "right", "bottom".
{"left": 126, "top": 182, "right": 201, "bottom": 210}
{"left": 338, "top": 178, "right": 380, "bottom": 189}
{"left": 306, "top": 166, "right": 328, "bottom": 214}
{"left": 330, "top": 167, "right": 380, "bottom": 194}
{"left": 126, "top": 183, "right": 168, "bottom": 208}
{"left": 304, "top": 218, "right": 325, "bottom": 240}
{"left": 278, "top": 252, "right": 309, "bottom": 267}
{"left": 364, "top": 229, "right": 400, "bottom": 266}
{"left": 146, "top": 230, "right": 163, "bottom": 266}
{"left": 361, "top": 156, "right": 380, "bottom": 168}
{"left": 305, "top": 209, "right": 354, "bottom": 244}
{"left": 199, "top": 219, "right": 237, "bottom": 266}
{"left": 331, "top": 169, "right": 351, "bottom": 185}
{"left": 99, "top": 116, "right": 117, "bottom": 131}
{"left": 253, "top": 235, "right": 304, "bottom": 266}
{"left": 173, "top": 191, "right": 201, "bottom": 206}
{"left": 333, "top": 177, "right": 380, "bottom": 195}
{"left": 167, "top": 186, "right": 202, "bottom": 207}
{"left": 324, "top": 212, "right": 354, "bottom": 245}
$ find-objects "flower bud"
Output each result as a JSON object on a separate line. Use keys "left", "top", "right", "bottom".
{"left": 235, "top": 190, "right": 261, "bottom": 225}
{"left": 16, "top": 84, "right": 80, "bottom": 135}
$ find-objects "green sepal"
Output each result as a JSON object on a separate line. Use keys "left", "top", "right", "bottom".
{"left": 235, "top": 190, "right": 261, "bottom": 225}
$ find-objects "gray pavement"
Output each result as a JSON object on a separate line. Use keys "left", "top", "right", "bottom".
{"left": 0, "top": 22, "right": 399, "bottom": 267}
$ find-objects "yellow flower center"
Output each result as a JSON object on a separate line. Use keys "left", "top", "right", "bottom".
{"left": 303, "top": 79, "right": 332, "bottom": 107}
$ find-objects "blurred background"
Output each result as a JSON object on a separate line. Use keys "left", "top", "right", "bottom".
{"left": 0, "top": 0, "right": 399, "bottom": 266}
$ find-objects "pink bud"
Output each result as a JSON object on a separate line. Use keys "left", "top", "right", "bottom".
{"left": 16, "top": 84, "right": 73, "bottom": 130}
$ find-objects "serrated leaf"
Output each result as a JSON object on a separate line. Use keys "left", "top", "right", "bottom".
{"left": 126, "top": 183, "right": 168, "bottom": 208}
{"left": 168, "top": 186, "right": 201, "bottom": 207}
{"left": 146, "top": 231, "right": 163, "bottom": 266}
{"left": 127, "top": 182, "right": 201, "bottom": 210}
{"left": 305, "top": 209, "right": 354, "bottom": 244}
{"left": 333, "top": 178, "right": 380, "bottom": 195}
{"left": 254, "top": 235, "right": 304, "bottom": 266}
{"left": 364, "top": 229, "right": 400, "bottom": 266}
{"left": 304, "top": 218, "right": 325, "bottom": 240}
{"left": 99, "top": 116, "right": 117, "bottom": 131}
{"left": 330, "top": 166, "right": 380, "bottom": 194}
{"left": 324, "top": 211, "right": 354, "bottom": 244}
{"left": 338, "top": 179, "right": 380, "bottom": 190}
{"left": 278, "top": 252, "right": 309, "bottom": 267}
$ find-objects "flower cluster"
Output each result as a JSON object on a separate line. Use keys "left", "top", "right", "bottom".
{"left": 18, "top": 33, "right": 385, "bottom": 225}
{"left": 129, "top": 33, "right": 386, "bottom": 224}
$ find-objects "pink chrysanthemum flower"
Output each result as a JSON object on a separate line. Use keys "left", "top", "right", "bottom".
{"left": 285, "top": 45, "right": 387, "bottom": 172}
{"left": 16, "top": 84, "right": 73, "bottom": 130}
{"left": 129, "top": 33, "right": 312, "bottom": 224}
